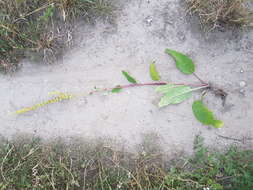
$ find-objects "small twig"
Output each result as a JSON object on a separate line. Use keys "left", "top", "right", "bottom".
{"left": 216, "top": 133, "right": 253, "bottom": 143}
{"left": 193, "top": 73, "right": 207, "bottom": 85}
{"left": 217, "top": 175, "right": 234, "bottom": 181}
{"left": 216, "top": 134, "right": 242, "bottom": 142}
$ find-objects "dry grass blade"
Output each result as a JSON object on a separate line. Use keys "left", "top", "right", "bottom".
{"left": 0, "top": 145, "right": 14, "bottom": 182}
{"left": 0, "top": 137, "right": 252, "bottom": 189}
{"left": 0, "top": 0, "right": 113, "bottom": 73}
{"left": 187, "top": 0, "right": 253, "bottom": 30}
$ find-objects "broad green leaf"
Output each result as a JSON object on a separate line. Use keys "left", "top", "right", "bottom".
{"left": 122, "top": 71, "right": 137, "bottom": 84}
{"left": 192, "top": 100, "right": 223, "bottom": 128}
{"left": 156, "top": 85, "right": 192, "bottom": 107}
{"left": 156, "top": 84, "right": 183, "bottom": 94}
{"left": 165, "top": 49, "right": 195, "bottom": 75}
{"left": 149, "top": 62, "right": 160, "bottom": 81}
{"left": 111, "top": 87, "right": 122, "bottom": 93}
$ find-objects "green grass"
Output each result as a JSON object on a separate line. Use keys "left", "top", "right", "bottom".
{"left": 0, "top": 0, "right": 113, "bottom": 73}
{"left": 0, "top": 136, "right": 252, "bottom": 190}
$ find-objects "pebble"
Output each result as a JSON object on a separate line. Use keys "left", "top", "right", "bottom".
{"left": 145, "top": 16, "right": 153, "bottom": 26}
{"left": 240, "top": 68, "right": 244, "bottom": 73}
{"left": 77, "top": 98, "right": 87, "bottom": 106}
{"left": 240, "top": 89, "right": 245, "bottom": 94}
{"left": 239, "top": 81, "right": 246, "bottom": 88}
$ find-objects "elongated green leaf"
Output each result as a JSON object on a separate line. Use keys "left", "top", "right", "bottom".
{"left": 111, "top": 87, "right": 122, "bottom": 93}
{"left": 156, "top": 85, "right": 192, "bottom": 107}
{"left": 156, "top": 84, "right": 183, "bottom": 93}
{"left": 192, "top": 100, "right": 223, "bottom": 128}
{"left": 122, "top": 71, "right": 137, "bottom": 84}
{"left": 149, "top": 62, "right": 160, "bottom": 81}
{"left": 165, "top": 49, "right": 195, "bottom": 75}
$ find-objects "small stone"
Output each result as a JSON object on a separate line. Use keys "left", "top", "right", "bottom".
{"left": 177, "top": 31, "right": 186, "bottom": 41}
{"left": 77, "top": 98, "right": 87, "bottom": 106}
{"left": 141, "top": 150, "right": 147, "bottom": 156}
{"left": 145, "top": 16, "right": 153, "bottom": 26}
{"left": 240, "top": 69, "right": 244, "bottom": 73}
{"left": 239, "top": 81, "right": 246, "bottom": 88}
{"left": 240, "top": 89, "right": 245, "bottom": 94}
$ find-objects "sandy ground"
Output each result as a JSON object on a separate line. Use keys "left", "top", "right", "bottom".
{"left": 1, "top": 0, "right": 253, "bottom": 153}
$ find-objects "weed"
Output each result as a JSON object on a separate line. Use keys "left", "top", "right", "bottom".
{"left": 14, "top": 49, "right": 226, "bottom": 129}
{"left": 14, "top": 91, "right": 73, "bottom": 114}
{"left": 0, "top": 136, "right": 252, "bottom": 189}
{"left": 187, "top": 0, "right": 253, "bottom": 31}
{"left": 0, "top": 0, "right": 113, "bottom": 72}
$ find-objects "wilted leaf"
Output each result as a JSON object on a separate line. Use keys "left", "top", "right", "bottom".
{"left": 111, "top": 87, "right": 122, "bottom": 93}
{"left": 149, "top": 62, "right": 160, "bottom": 81}
{"left": 192, "top": 100, "right": 223, "bottom": 128}
{"left": 122, "top": 71, "right": 137, "bottom": 84}
{"left": 165, "top": 49, "right": 195, "bottom": 74}
{"left": 156, "top": 84, "right": 192, "bottom": 107}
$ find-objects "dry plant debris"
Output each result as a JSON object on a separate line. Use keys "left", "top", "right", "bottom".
{"left": 0, "top": 0, "right": 113, "bottom": 72}
{"left": 187, "top": 0, "right": 253, "bottom": 30}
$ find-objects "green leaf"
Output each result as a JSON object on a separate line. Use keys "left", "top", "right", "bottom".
{"left": 192, "top": 100, "right": 223, "bottom": 128}
{"left": 156, "top": 84, "right": 182, "bottom": 93}
{"left": 149, "top": 62, "right": 160, "bottom": 81}
{"left": 165, "top": 49, "right": 195, "bottom": 74}
{"left": 156, "top": 84, "right": 192, "bottom": 107}
{"left": 111, "top": 87, "right": 122, "bottom": 93}
{"left": 122, "top": 71, "right": 137, "bottom": 84}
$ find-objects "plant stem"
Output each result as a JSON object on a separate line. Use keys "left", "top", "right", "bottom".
{"left": 90, "top": 82, "right": 209, "bottom": 94}
{"left": 119, "top": 82, "right": 167, "bottom": 89}
{"left": 190, "top": 85, "right": 210, "bottom": 92}
{"left": 115, "top": 82, "right": 208, "bottom": 90}
{"left": 13, "top": 81, "right": 209, "bottom": 115}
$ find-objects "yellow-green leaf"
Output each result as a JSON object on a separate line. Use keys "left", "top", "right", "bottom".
{"left": 111, "top": 87, "right": 122, "bottom": 93}
{"left": 149, "top": 62, "right": 160, "bottom": 81}
{"left": 156, "top": 84, "right": 183, "bottom": 93}
{"left": 165, "top": 49, "right": 195, "bottom": 75}
{"left": 156, "top": 85, "right": 192, "bottom": 107}
{"left": 192, "top": 100, "right": 223, "bottom": 128}
{"left": 122, "top": 71, "right": 137, "bottom": 84}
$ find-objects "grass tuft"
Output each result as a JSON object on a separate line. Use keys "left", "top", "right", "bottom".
{"left": 187, "top": 0, "right": 253, "bottom": 31}
{"left": 0, "top": 0, "right": 113, "bottom": 73}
